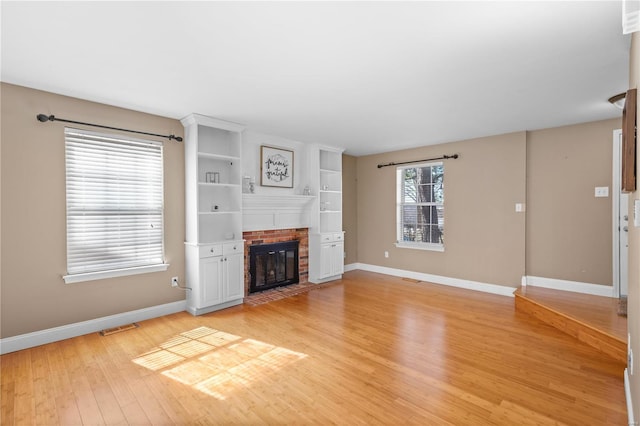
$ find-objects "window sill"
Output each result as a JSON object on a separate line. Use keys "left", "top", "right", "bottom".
{"left": 63, "top": 263, "right": 170, "bottom": 284}
{"left": 395, "top": 242, "right": 444, "bottom": 252}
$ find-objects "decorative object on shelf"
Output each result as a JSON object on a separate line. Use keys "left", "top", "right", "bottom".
{"left": 322, "top": 184, "right": 329, "bottom": 191}
{"left": 249, "top": 177, "right": 255, "bottom": 193}
{"left": 206, "top": 172, "right": 220, "bottom": 183}
{"left": 261, "top": 145, "right": 294, "bottom": 188}
{"left": 303, "top": 185, "right": 311, "bottom": 195}
{"left": 211, "top": 203, "right": 219, "bottom": 212}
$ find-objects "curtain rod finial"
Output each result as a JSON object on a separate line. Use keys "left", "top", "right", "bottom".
{"left": 36, "top": 114, "right": 53, "bottom": 122}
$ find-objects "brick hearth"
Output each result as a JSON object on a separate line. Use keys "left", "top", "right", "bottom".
{"left": 242, "top": 228, "right": 309, "bottom": 296}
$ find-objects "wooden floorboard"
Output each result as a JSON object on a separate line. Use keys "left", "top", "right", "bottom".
{"left": 1, "top": 270, "right": 627, "bottom": 425}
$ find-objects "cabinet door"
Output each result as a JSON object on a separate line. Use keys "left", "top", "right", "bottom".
{"left": 200, "top": 256, "right": 223, "bottom": 308}
{"left": 320, "top": 243, "right": 334, "bottom": 278}
{"left": 331, "top": 242, "right": 344, "bottom": 275}
{"left": 223, "top": 253, "right": 244, "bottom": 301}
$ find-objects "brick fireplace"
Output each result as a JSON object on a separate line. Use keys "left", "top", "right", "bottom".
{"left": 242, "top": 228, "right": 309, "bottom": 296}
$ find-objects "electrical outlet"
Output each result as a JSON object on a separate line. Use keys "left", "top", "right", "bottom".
{"left": 171, "top": 277, "right": 179, "bottom": 287}
{"left": 384, "top": 251, "right": 389, "bottom": 258}
{"left": 594, "top": 186, "right": 609, "bottom": 197}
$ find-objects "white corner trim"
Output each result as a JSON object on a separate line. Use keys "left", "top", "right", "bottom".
{"left": 524, "top": 276, "right": 615, "bottom": 298}
{"left": 0, "top": 300, "right": 187, "bottom": 355}
{"left": 625, "top": 368, "right": 635, "bottom": 426}
{"left": 350, "top": 263, "right": 515, "bottom": 297}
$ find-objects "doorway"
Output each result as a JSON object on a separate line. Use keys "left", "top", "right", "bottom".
{"left": 613, "top": 129, "right": 629, "bottom": 297}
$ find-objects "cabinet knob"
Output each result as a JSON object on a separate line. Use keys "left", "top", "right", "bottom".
{"left": 210, "top": 248, "right": 214, "bottom": 253}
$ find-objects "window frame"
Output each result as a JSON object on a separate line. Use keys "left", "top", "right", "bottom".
{"left": 62, "top": 127, "right": 168, "bottom": 284}
{"left": 395, "top": 161, "right": 445, "bottom": 252}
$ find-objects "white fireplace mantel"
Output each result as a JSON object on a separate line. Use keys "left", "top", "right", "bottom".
{"left": 242, "top": 194, "right": 315, "bottom": 231}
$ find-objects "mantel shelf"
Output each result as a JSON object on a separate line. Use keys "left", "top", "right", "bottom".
{"left": 242, "top": 194, "right": 316, "bottom": 210}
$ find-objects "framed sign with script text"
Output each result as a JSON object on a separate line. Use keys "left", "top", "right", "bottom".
{"left": 260, "top": 145, "right": 294, "bottom": 188}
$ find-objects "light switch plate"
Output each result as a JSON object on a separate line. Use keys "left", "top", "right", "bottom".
{"left": 635, "top": 199, "right": 640, "bottom": 227}
{"left": 515, "top": 203, "right": 526, "bottom": 212}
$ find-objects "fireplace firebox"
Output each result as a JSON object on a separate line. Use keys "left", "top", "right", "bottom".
{"left": 249, "top": 240, "right": 299, "bottom": 293}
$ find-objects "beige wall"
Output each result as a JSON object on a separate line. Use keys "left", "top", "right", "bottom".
{"left": 628, "top": 32, "right": 640, "bottom": 422}
{"left": 342, "top": 154, "right": 358, "bottom": 265}
{"left": 526, "top": 119, "right": 620, "bottom": 285}
{"left": 0, "top": 83, "right": 186, "bottom": 338}
{"left": 355, "top": 132, "right": 527, "bottom": 288}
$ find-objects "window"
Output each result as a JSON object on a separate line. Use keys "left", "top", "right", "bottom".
{"left": 63, "top": 127, "right": 167, "bottom": 283}
{"left": 396, "top": 162, "right": 444, "bottom": 251}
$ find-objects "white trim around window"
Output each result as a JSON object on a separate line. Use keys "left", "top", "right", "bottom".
{"left": 63, "top": 263, "right": 169, "bottom": 284}
{"left": 395, "top": 241, "right": 445, "bottom": 252}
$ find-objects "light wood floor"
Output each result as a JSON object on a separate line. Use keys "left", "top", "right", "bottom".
{"left": 1, "top": 270, "right": 627, "bottom": 425}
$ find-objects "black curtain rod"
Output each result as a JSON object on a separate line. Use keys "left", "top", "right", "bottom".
{"left": 36, "top": 114, "right": 183, "bottom": 142}
{"left": 377, "top": 154, "right": 459, "bottom": 168}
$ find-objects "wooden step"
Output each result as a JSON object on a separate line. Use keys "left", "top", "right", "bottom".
{"left": 514, "top": 286, "right": 627, "bottom": 363}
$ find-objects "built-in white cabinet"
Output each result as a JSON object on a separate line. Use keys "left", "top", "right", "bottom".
{"left": 309, "top": 146, "right": 345, "bottom": 283}
{"left": 311, "top": 232, "right": 344, "bottom": 281}
{"left": 181, "top": 114, "right": 245, "bottom": 315}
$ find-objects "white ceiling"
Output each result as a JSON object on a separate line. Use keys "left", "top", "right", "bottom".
{"left": 1, "top": 1, "right": 630, "bottom": 156}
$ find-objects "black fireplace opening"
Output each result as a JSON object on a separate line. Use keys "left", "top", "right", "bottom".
{"left": 249, "top": 240, "right": 299, "bottom": 294}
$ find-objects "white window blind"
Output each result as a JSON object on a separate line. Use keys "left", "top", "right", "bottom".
{"left": 64, "top": 127, "right": 165, "bottom": 281}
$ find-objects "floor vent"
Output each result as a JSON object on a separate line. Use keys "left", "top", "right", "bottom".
{"left": 99, "top": 323, "right": 139, "bottom": 336}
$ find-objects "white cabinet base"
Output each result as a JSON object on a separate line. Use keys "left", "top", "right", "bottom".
{"left": 309, "top": 274, "right": 343, "bottom": 284}
{"left": 309, "top": 232, "right": 344, "bottom": 284}
{"left": 186, "top": 298, "right": 243, "bottom": 316}
{"left": 185, "top": 241, "right": 245, "bottom": 316}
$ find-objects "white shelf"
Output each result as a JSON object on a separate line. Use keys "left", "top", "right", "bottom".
{"left": 320, "top": 168, "right": 341, "bottom": 174}
{"left": 198, "top": 182, "right": 241, "bottom": 188}
{"left": 199, "top": 211, "right": 241, "bottom": 215}
{"left": 319, "top": 190, "right": 341, "bottom": 194}
{"left": 198, "top": 152, "right": 240, "bottom": 162}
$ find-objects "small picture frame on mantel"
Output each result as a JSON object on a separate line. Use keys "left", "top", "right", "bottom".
{"left": 260, "top": 145, "right": 294, "bottom": 188}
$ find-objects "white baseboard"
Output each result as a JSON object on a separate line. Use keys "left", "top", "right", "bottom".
{"left": 625, "top": 368, "right": 636, "bottom": 426}
{"left": 524, "top": 275, "right": 615, "bottom": 298}
{"left": 347, "top": 263, "right": 515, "bottom": 297}
{"left": 344, "top": 263, "right": 359, "bottom": 272}
{"left": 0, "top": 300, "right": 187, "bottom": 355}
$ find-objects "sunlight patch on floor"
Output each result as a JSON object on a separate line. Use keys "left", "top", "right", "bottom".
{"left": 132, "top": 326, "right": 307, "bottom": 400}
